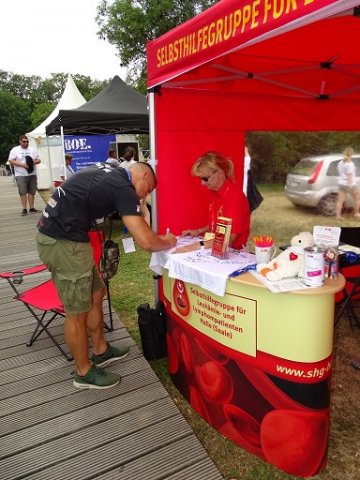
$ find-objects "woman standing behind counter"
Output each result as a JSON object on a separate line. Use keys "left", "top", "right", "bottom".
{"left": 180, "top": 151, "right": 250, "bottom": 252}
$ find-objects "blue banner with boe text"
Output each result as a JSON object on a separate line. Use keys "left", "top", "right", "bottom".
{"left": 64, "top": 134, "right": 116, "bottom": 172}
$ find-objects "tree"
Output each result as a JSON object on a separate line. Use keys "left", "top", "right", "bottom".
{"left": 35, "top": 73, "right": 109, "bottom": 102}
{"left": 0, "top": 71, "right": 43, "bottom": 104}
{"left": 96, "top": 0, "right": 217, "bottom": 89}
{"left": 0, "top": 92, "right": 31, "bottom": 163}
{"left": 0, "top": 70, "right": 109, "bottom": 106}
{"left": 71, "top": 74, "right": 110, "bottom": 101}
{"left": 31, "top": 102, "right": 56, "bottom": 129}
{"left": 0, "top": 70, "right": 111, "bottom": 150}
{"left": 247, "top": 131, "right": 360, "bottom": 184}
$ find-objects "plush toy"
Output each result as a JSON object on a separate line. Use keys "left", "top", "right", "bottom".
{"left": 256, "top": 231, "right": 314, "bottom": 281}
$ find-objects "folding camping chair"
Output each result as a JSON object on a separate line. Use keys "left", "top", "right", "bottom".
{"left": 0, "top": 232, "right": 115, "bottom": 360}
{"left": 335, "top": 227, "right": 360, "bottom": 330}
{"left": 0, "top": 265, "right": 71, "bottom": 360}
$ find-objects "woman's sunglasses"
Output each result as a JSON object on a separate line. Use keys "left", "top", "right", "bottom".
{"left": 199, "top": 170, "right": 217, "bottom": 182}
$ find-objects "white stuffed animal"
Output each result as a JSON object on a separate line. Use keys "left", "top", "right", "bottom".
{"left": 256, "top": 231, "right": 314, "bottom": 281}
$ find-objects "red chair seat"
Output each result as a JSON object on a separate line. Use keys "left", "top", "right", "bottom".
{"left": 16, "top": 279, "right": 64, "bottom": 313}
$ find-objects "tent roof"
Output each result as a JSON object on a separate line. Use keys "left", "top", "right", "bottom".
{"left": 147, "top": 0, "right": 360, "bottom": 104}
{"left": 45, "top": 76, "right": 149, "bottom": 135}
{"left": 146, "top": 0, "right": 360, "bottom": 240}
{"left": 27, "top": 74, "right": 86, "bottom": 138}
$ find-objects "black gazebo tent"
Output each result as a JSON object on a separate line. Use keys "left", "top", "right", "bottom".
{"left": 46, "top": 76, "right": 149, "bottom": 135}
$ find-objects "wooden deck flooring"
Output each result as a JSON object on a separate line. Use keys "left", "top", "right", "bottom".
{"left": 0, "top": 177, "right": 223, "bottom": 480}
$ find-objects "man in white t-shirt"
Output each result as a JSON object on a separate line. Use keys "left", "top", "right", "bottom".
{"left": 8, "top": 135, "right": 41, "bottom": 216}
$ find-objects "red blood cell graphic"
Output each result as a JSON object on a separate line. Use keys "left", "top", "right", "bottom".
{"left": 223, "top": 403, "right": 261, "bottom": 448}
{"left": 167, "top": 333, "right": 179, "bottom": 374}
{"left": 189, "top": 385, "right": 212, "bottom": 424}
{"left": 219, "top": 421, "right": 264, "bottom": 458}
{"left": 194, "top": 337, "right": 229, "bottom": 364}
{"left": 171, "top": 327, "right": 182, "bottom": 360}
{"left": 238, "top": 363, "right": 311, "bottom": 412}
{"left": 260, "top": 409, "right": 328, "bottom": 476}
{"left": 195, "top": 361, "right": 234, "bottom": 403}
{"left": 180, "top": 333, "right": 194, "bottom": 374}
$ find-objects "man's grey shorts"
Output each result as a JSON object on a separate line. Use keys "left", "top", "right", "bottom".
{"left": 36, "top": 231, "right": 104, "bottom": 314}
{"left": 15, "top": 175, "right": 37, "bottom": 195}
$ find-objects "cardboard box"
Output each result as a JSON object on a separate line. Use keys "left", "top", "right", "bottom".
{"left": 211, "top": 216, "right": 232, "bottom": 259}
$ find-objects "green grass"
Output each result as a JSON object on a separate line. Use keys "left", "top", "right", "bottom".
{"left": 249, "top": 187, "right": 360, "bottom": 246}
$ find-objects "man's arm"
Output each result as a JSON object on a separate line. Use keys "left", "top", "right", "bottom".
{"left": 122, "top": 215, "right": 176, "bottom": 252}
{"left": 9, "top": 157, "right": 27, "bottom": 168}
{"left": 140, "top": 199, "right": 151, "bottom": 227}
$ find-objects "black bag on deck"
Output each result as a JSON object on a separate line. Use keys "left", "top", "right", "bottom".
{"left": 137, "top": 301, "right": 167, "bottom": 360}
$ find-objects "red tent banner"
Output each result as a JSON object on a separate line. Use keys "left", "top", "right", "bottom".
{"left": 147, "top": 0, "right": 358, "bottom": 87}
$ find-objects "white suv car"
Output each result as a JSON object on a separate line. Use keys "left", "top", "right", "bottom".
{"left": 285, "top": 153, "right": 360, "bottom": 215}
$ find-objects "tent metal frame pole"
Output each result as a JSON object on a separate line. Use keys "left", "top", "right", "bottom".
{"left": 60, "top": 126, "right": 67, "bottom": 180}
{"left": 149, "top": 89, "right": 159, "bottom": 303}
{"left": 46, "top": 138, "right": 54, "bottom": 184}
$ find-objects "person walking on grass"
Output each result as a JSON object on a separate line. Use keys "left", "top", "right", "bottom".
{"left": 8, "top": 135, "right": 41, "bottom": 216}
{"left": 336, "top": 146, "right": 360, "bottom": 220}
{"left": 36, "top": 161, "right": 176, "bottom": 390}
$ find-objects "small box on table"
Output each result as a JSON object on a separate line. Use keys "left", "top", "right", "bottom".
{"left": 211, "top": 216, "right": 232, "bottom": 259}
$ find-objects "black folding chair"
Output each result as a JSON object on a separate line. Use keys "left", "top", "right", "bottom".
{"left": 335, "top": 227, "right": 360, "bottom": 329}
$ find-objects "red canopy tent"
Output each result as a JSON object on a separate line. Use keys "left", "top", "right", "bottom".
{"left": 146, "top": 2, "right": 360, "bottom": 476}
{"left": 146, "top": 0, "right": 360, "bottom": 236}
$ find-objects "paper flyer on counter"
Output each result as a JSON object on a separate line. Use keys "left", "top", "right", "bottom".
{"left": 313, "top": 226, "right": 341, "bottom": 246}
{"left": 250, "top": 270, "right": 315, "bottom": 293}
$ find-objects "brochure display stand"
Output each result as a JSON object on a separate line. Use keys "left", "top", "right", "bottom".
{"left": 162, "top": 270, "right": 344, "bottom": 477}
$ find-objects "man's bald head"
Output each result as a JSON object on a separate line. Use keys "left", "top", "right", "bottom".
{"left": 129, "top": 162, "right": 157, "bottom": 199}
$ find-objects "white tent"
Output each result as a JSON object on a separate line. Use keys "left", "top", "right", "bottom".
{"left": 27, "top": 74, "right": 86, "bottom": 188}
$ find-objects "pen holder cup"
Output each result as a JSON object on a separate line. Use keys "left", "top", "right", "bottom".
{"left": 255, "top": 244, "right": 277, "bottom": 264}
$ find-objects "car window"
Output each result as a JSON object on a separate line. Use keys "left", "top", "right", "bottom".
{"left": 290, "top": 159, "right": 318, "bottom": 175}
{"left": 327, "top": 160, "right": 340, "bottom": 176}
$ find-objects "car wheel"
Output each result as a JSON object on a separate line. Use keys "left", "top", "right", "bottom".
{"left": 317, "top": 193, "right": 337, "bottom": 216}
